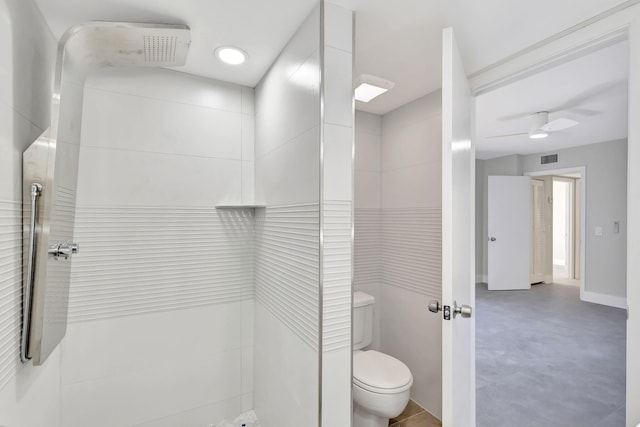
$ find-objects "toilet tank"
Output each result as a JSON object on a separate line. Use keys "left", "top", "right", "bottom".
{"left": 353, "top": 291, "right": 375, "bottom": 350}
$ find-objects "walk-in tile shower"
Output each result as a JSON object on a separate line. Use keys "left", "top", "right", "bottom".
{"left": 1, "top": 1, "right": 354, "bottom": 426}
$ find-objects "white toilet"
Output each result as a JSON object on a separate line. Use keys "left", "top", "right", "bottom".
{"left": 353, "top": 291, "right": 413, "bottom": 427}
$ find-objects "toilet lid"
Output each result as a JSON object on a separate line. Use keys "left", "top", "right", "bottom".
{"left": 353, "top": 350, "right": 413, "bottom": 394}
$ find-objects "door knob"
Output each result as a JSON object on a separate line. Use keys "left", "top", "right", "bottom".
{"left": 428, "top": 300, "right": 441, "bottom": 313}
{"left": 489, "top": 236, "right": 496, "bottom": 241}
{"left": 453, "top": 301, "right": 472, "bottom": 318}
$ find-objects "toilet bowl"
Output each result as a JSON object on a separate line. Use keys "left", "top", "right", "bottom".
{"left": 352, "top": 292, "right": 413, "bottom": 427}
{"left": 353, "top": 350, "right": 413, "bottom": 427}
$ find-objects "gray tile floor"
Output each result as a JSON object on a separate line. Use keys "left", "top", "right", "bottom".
{"left": 476, "top": 282, "right": 626, "bottom": 427}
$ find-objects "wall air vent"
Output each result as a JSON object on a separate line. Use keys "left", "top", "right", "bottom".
{"left": 541, "top": 154, "right": 558, "bottom": 165}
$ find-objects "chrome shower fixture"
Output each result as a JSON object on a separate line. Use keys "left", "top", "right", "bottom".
{"left": 21, "top": 22, "right": 191, "bottom": 365}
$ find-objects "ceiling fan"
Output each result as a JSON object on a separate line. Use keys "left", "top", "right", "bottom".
{"left": 487, "top": 111, "right": 579, "bottom": 140}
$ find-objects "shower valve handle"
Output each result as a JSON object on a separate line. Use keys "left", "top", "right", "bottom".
{"left": 49, "top": 242, "right": 79, "bottom": 260}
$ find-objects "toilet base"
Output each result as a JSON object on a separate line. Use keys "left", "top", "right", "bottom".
{"left": 353, "top": 402, "right": 389, "bottom": 427}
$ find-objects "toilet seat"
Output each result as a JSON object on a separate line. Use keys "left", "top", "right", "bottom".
{"left": 353, "top": 350, "right": 413, "bottom": 394}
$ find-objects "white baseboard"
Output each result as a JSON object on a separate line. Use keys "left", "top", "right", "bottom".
{"left": 581, "top": 290, "right": 627, "bottom": 309}
{"left": 475, "top": 274, "right": 488, "bottom": 283}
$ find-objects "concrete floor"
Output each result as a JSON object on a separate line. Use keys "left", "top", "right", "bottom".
{"left": 476, "top": 282, "right": 626, "bottom": 427}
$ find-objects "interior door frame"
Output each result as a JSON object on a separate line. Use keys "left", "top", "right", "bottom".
{"left": 469, "top": 4, "right": 640, "bottom": 424}
{"left": 526, "top": 167, "right": 586, "bottom": 300}
{"left": 530, "top": 178, "right": 546, "bottom": 284}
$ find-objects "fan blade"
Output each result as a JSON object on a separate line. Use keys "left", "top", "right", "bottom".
{"left": 497, "top": 112, "right": 531, "bottom": 122}
{"left": 485, "top": 132, "right": 528, "bottom": 139}
{"left": 540, "top": 118, "right": 579, "bottom": 132}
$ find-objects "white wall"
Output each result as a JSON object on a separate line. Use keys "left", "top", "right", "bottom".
{"left": 380, "top": 91, "right": 443, "bottom": 418}
{"left": 0, "top": 0, "right": 61, "bottom": 425}
{"left": 354, "top": 91, "right": 443, "bottom": 419}
{"left": 354, "top": 111, "right": 382, "bottom": 350}
{"left": 60, "top": 68, "right": 255, "bottom": 427}
{"left": 477, "top": 139, "right": 628, "bottom": 302}
{"left": 320, "top": 3, "right": 354, "bottom": 426}
{"left": 522, "top": 139, "right": 628, "bottom": 301}
{"left": 254, "top": 6, "right": 321, "bottom": 426}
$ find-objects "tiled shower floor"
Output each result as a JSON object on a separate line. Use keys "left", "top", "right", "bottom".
{"left": 213, "top": 410, "right": 261, "bottom": 427}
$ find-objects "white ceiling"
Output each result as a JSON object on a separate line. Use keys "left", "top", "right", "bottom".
{"left": 475, "top": 40, "right": 628, "bottom": 160}
{"left": 34, "top": 0, "right": 629, "bottom": 114}
{"left": 341, "top": 0, "right": 630, "bottom": 114}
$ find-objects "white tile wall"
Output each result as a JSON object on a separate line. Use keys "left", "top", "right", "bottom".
{"left": 354, "top": 90, "right": 443, "bottom": 419}
{"left": 323, "top": 47, "right": 353, "bottom": 127}
{"left": 381, "top": 207, "right": 442, "bottom": 298}
{"left": 380, "top": 285, "right": 442, "bottom": 417}
{"left": 253, "top": 5, "right": 322, "bottom": 426}
{"left": 60, "top": 68, "right": 255, "bottom": 426}
{"left": 254, "top": 125, "right": 320, "bottom": 206}
{"left": 61, "top": 306, "right": 245, "bottom": 426}
{"left": 253, "top": 303, "right": 319, "bottom": 427}
{"left": 380, "top": 90, "right": 443, "bottom": 419}
{"left": 80, "top": 89, "right": 243, "bottom": 159}
{"left": 0, "top": 200, "right": 23, "bottom": 388}
{"left": 254, "top": 204, "right": 320, "bottom": 350}
{"left": 68, "top": 206, "right": 253, "bottom": 321}
{"left": 323, "top": 124, "right": 353, "bottom": 201}
{"left": 321, "top": 202, "right": 352, "bottom": 352}
{"left": 0, "top": 347, "right": 62, "bottom": 427}
{"left": 381, "top": 163, "right": 442, "bottom": 208}
{"left": 321, "top": 3, "right": 354, "bottom": 426}
{"left": 85, "top": 68, "right": 243, "bottom": 113}
{"left": 354, "top": 112, "right": 382, "bottom": 349}
{"left": 0, "top": 0, "right": 60, "bottom": 425}
{"left": 77, "top": 145, "right": 242, "bottom": 207}
{"left": 255, "top": 50, "right": 320, "bottom": 163}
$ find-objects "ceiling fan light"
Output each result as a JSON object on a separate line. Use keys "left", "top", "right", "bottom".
{"left": 529, "top": 130, "right": 549, "bottom": 139}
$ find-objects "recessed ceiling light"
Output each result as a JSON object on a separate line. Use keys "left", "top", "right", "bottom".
{"left": 215, "top": 46, "right": 247, "bottom": 65}
{"left": 355, "top": 74, "right": 394, "bottom": 102}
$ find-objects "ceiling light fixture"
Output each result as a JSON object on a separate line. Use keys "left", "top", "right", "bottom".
{"left": 355, "top": 74, "right": 395, "bottom": 102}
{"left": 215, "top": 46, "right": 248, "bottom": 65}
{"left": 529, "top": 129, "right": 549, "bottom": 139}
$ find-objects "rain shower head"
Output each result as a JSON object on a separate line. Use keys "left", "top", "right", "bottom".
{"left": 61, "top": 22, "right": 191, "bottom": 69}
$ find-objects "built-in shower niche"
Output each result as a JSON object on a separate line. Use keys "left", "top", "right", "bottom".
{"left": 21, "top": 22, "right": 191, "bottom": 366}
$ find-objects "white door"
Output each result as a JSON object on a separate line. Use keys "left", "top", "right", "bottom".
{"left": 487, "top": 176, "right": 531, "bottom": 290}
{"left": 530, "top": 179, "right": 545, "bottom": 284}
{"left": 441, "top": 27, "right": 475, "bottom": 427}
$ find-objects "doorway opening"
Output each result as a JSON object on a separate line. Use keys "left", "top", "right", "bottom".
{"left": 474, "top": 37, "right": 628, "bottom": 426}
{"left": 552, "top": 174, "right": 581, "bottom": 286}
{"left": 527, "top": 167, "right": 586, "bottom": 293}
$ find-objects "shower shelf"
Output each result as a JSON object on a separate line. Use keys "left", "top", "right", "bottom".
{"left": 215, "top": 204, "right": 266, "bottom": 209}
